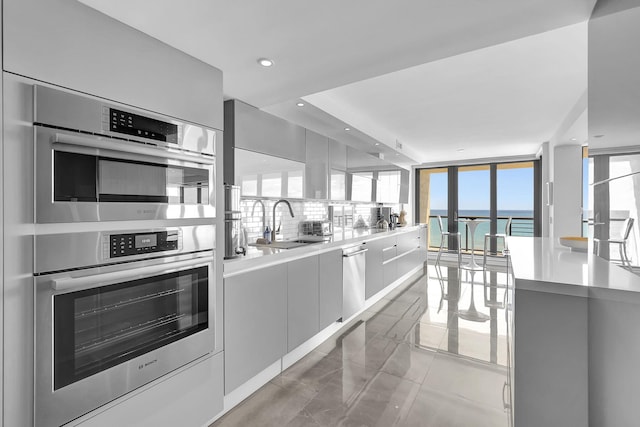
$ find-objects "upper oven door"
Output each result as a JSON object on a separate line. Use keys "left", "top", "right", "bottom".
{"left": 35, "top": 127, "right": 216, "bottom": 223}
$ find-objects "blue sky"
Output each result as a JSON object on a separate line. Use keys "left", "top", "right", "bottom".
{"left": 428, "top": 167, "right": 534, "bottom": 211}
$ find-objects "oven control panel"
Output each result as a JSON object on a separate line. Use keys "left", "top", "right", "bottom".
{"left": 105, "top": 107, "right": 179, "bottom": 143}
{"left": 104, "top": 230, "right": 182, "bottom": 258}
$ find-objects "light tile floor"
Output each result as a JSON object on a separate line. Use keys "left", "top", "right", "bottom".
{"left": 212, "top": 261, "right": 512, "bottom": 427}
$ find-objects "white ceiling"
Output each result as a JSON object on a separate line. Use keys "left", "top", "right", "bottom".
{"left": 80, "top": 0, "right": 596, "bottom": 166}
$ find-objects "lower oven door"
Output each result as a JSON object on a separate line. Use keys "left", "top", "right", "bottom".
{"left": 35, "top": 254, "right": 216, "bottom": 427}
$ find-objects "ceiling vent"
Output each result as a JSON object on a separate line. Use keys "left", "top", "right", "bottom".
{"left": 395, "top": 140, "right": 403, "bottom": 150}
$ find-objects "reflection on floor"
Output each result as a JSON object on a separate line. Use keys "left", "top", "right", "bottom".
{"left": 211, "top": 261, "right": 512, "bottom": 427}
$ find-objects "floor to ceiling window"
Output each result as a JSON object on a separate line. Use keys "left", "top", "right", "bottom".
{"left": 416, "top": 160, "right": 540, "bottom": 252}
{"left": 416, "top": 167, "right": 448, "bottom": 248}
{"left": 458, "top": 165, "right": 490, "bottom": 252}
{"left": 497, "top": 162, "right": 535, "bottom": 237}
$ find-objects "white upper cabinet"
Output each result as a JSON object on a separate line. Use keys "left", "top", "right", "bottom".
{"left": 305, "top": 130, "right": 329, "bottom": 199}
{"left": 3, "top": 0, "right": 222, "bottom": 129}
{"left": 227, "top": 100, "right": 306, "bottom": 162}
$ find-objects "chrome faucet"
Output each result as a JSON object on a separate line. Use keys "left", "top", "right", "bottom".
{"left": 272, "top": 199, "right": 295, "bottom": 242}
{"left": 251, "top": 199, "right": 266, "bottom": 232}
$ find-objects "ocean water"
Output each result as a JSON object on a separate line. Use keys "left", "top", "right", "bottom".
{"left": 428, "top": 209, "right": 534, "bottom": 250}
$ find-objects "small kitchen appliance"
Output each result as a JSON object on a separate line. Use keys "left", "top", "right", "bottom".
{"left": 298, "top": 220, "right": 333, "bottom": 240}
{"left": 224, "top": 184, "right": 247, "bottom": 258}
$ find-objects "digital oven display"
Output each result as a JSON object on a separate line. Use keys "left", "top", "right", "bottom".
{"left": 109, "top": 108, "right": 178, "bottom": 143}
{"left": 135, "top": 234, "right": 157, "bottom": 248}
{"left": 110, "top": 231, "right": 177, "bottom": 258}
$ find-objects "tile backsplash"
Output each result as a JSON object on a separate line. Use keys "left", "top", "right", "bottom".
{"left": 240, "top": 198, "right": 404, "bottom": 241}
{"left": 241, "top": 199, "right": 327, "bottom": 240}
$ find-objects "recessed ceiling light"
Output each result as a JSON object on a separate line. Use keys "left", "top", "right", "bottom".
{"left": 395, "top": 153, "right": 400, "bottom": 156}
{"left": 594, "top": 134, "right": 605, "bottom": 138}
{"left": 257, "top": 58, "right": 274, "bottom": 67}
{"left": 571, "top": 138, "right": 577, "bottom": 141}
{"left": 296, "top": 102, "right": 305, "bottom": 107}
{"left": 374, "top": 142, "right": 380, "bottom": 146}
{"left": 457, "top": 148, "right": 465, "bottom": 152}
{"left": 344, "top": 127, "right": 351, "bottom": 131}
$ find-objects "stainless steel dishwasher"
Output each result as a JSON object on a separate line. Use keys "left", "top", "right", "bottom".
{"left": 342, "top": 244, "right": 368, "bottom": 320}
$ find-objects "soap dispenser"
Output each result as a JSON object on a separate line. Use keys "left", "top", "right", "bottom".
{"left": 264, "top": 226, "right": 271, "bottom": 244}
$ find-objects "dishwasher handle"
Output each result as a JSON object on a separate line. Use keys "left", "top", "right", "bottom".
{"left": 343, "top": 248, "right": 368, "bottom": 257}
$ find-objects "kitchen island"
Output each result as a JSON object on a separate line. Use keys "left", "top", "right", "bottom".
{"left": 508, "top": 237, "right": 640, "bottom": 427}
{"left": 217, "top": 225, "right": 428, "bottom": 422}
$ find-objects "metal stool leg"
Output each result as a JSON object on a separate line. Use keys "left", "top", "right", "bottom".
{"left": 436, "top": 232, "right": 446, "bottom": 265}
{"left": 455, "top": 233, "right": 462, "bottom": 267}
{"left": 621, "top": 243, "right": 631, "bottom": 267}
{"left": 483, "top": 234, "right": 490, "bottom": 270}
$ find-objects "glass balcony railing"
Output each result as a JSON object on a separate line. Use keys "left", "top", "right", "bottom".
{"left": 427, "top": 215, "right": 534, "bottom": 252}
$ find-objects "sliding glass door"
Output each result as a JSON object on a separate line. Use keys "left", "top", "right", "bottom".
{"left": 458, "top": 165, "right": 490, "bottom": 252}
{"left": 416, "top": 160, "right": 540, "bottom": 252}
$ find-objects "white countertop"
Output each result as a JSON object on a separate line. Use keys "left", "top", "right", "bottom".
{"left": 508, "top": 236, "right": 640, "bottom": 302}
{"left": 223, "top": 224, "right": 426, "bottom": 278}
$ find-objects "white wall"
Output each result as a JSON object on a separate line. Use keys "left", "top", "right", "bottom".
{"left": 550, "top": 145, "right": 583, "bottom": 245}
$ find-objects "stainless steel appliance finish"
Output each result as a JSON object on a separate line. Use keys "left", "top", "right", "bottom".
{"left": 2, "top": 74, "right": 222, "bottom": 427}
{"left": 34, "top": 85, "right": 216, "bottom": 155}
{"left": 34, "top": 85, "right": 217, "bottom": 223}
{"left": 224, "top": 220, "right": 247, "bottom": 259}
{"left": 272, "top": 199, "right": 295, "bottom": 242}
{"left": 342, "top": 245, "right": 368, "bottom": 320}
{"left": 371, "top": 207, "right": 392, "bottom": 226}
{"left": 298, "top": 220, "right": 332, "bottom": 237}
{"left": 224, "top": 184, "right": 246, "bottom": 259}
{"left": 34, "top": 224, "right": 214, "bottom": 274}
{"left": 34, "top": 226, "right": 219, "bottom": 427}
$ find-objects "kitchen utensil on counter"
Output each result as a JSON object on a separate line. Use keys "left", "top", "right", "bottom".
{"left": 376, "top": 218, "right": 389, "bottom": 230}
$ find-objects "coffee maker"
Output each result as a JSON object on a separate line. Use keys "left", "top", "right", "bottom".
{"left": 224, "top": 184, "right": 247, "bottom": 259}
{"left": 390, "top": 213, "right": 399, "bottom": 229}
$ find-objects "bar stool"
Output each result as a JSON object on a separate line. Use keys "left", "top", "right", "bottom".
{"left": 435, "top": 215, "right": 461, "bottom": 267}
{"left": 483, "top": 217, "right": 512, "bottom": 270}
{"left": 606, "top": 218, "right": 634, "bottom": 268}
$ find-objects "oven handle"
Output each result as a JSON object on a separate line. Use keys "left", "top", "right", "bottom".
{"left": 51, "top": 256, "right": 212, "bottom": 293}
{"left": 53, "top": 132, "right": 215, "bottom": 165}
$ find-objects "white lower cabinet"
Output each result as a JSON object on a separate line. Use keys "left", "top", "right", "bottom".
{"left": 319, "top": 249, "right": 343, "bottom": 328}
{"left": 397, "top": 229, "right": 422, "bottom": 278}
{"left": 382, "top": 238, "right": 398, "bottom": 287}
{"left": 287, "top": 256, "right": 320, "bottom": 351}
{"left": 419, "top": 225, "right": 428, "bottom": 262}
{"left": 224, "top": 263, "right": 287, "bottom": 394}
{"left": 223, "top": 227, "right": 426, "bottom": 397}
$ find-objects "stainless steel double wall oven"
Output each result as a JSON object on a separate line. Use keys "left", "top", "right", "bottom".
{"left": 29, "top": 84, "right": 221, "bottom": 426}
